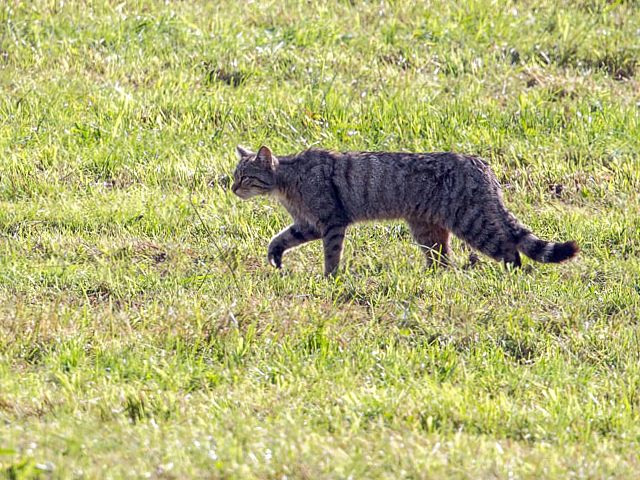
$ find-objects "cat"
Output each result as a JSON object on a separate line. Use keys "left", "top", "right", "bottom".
{"left": 231, "top": 145, "right": 579, "bottom": 276}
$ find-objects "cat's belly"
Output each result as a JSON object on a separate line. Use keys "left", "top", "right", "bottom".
{"left": 343, "top": 181, "right": 414, "bottom": 222}
{"left": 350, "top": 205, "right": 410, "bottom": 222}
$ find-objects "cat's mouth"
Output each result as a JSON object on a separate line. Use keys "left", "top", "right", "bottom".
{"left": 232, "top": 187, "right": 255, "bottom": 199}
{"left": 231, "top": 182, "right": 244, "bottom": 197}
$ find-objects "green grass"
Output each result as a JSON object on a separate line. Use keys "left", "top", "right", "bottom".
{"left": 1, "top": 0, "right": 640, "bottom": 477}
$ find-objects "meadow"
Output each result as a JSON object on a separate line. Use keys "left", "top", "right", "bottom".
{"left": 1, "top": 0, "right": 639, "bottom": 477}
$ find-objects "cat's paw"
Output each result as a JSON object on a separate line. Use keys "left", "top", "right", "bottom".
{"left": 463, "top": 252, "right": 481, "bottom": 269}
{"left": 267, "top": 247, "right": 283, "bottom": 269}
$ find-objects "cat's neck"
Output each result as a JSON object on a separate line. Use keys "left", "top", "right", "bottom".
{"left": 272, "top": 157, "right": 293, "bottom": 193}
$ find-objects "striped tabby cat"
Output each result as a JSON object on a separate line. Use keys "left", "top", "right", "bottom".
{"left": 232, "top": 145, "right": 578, "bottom": 276}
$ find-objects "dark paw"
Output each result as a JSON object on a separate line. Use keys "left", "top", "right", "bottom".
{"left": 267, "top": 248, "right": 283, "bottom": 269}
{"left": 464, "top": 252, "right": 480, "bottom": 269}
{"left": 323, "top": 265, "right": 340, "bottom": 278}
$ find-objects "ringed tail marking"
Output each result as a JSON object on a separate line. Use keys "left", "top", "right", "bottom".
{"left": 516, "top": 233, "right": 579, "bottom": 263}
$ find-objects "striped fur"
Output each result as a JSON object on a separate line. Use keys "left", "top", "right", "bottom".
{"left": 232, "top": 145, "right": 579, "bottom": 276}
{"left": 516, "top": 234, "right": 579, "bottom": 263}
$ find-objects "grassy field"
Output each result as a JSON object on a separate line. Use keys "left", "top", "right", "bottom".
{"left": 1, "top": 0, "right": 640, "bottom": 477}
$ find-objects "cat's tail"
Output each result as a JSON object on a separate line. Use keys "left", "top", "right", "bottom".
{"left": 516, "top": 231, "right": 579, "bottom": 263}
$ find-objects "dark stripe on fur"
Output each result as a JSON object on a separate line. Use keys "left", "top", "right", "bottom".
{"left": 527, "top": 238, "right": 546, "bottom": 259}
{"left": 290, "top": 228, "right": 306, "bottom": 241}
{"left": 326, "top": 232, "right": 344, "bottom": 244}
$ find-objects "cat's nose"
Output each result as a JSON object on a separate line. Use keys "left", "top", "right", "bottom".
{"left": 231, "top": 183, "right": 238, "bottom": 192}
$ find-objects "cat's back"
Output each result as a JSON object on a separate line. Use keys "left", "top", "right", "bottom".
{"left": 279, "top": 148, "right": 339, "bottom": 171}
{"left": 329, "top": 150, "right": 495, "bottom": 221}
{"left": 285, "top": 148, "right": 477, "bottom": 175}
{"left": 279, "top": 148, "right": 496, "bottom": 221}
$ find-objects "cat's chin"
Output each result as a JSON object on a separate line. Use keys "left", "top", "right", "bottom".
{"left": 234, "top": 190, "right": 260, "bottom": 200}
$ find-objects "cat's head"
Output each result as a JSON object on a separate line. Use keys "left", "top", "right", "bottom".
{"left": 231, "top": 145, "right": 278, "bottom": 199}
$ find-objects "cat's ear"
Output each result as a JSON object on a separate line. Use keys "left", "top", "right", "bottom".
{"left": 256, "top": 145, "right": 277, "bottom": 169}
{"left": 236, "top": 145, "right": 254, "bottom": 160}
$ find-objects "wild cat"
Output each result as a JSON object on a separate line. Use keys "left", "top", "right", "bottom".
{"left": 231, "top": 145, "right": 579, "bottom": 276}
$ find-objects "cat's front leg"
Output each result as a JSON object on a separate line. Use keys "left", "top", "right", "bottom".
{"left": 267, "top": 223, "right": 320, "bottom": 269}
{"left": 321, "top": 223, "right": 347, "bottom": 277}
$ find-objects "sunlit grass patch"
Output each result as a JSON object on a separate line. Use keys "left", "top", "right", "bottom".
{"left": 1, "top": 0, "right": 639, "bottom": 477}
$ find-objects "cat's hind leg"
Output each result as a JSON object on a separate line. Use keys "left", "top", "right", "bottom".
{"left": 450, "top": 212, "right": 521, "bottom": 268}
{"left": 459, "top": 241, "right": 481, "bottom": 268}
{"left": 407, "top": 220, "right": 451, "bottom": 267}
{"left": 268, "top": 223, "right": 321, "bottom": 269}
{"left": 503, "top": 250, "right": 522, "bottom": 269}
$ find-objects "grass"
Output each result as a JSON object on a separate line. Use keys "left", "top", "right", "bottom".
{"left": 1, "top": 0, "right": 639, "bottom": 477}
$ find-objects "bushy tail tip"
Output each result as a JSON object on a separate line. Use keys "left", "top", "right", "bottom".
{"left": 549, "top": 240, "right": 580, "bottom": 263}
{"left": 517, "top": 234, "right": 579, "bottom": 263}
